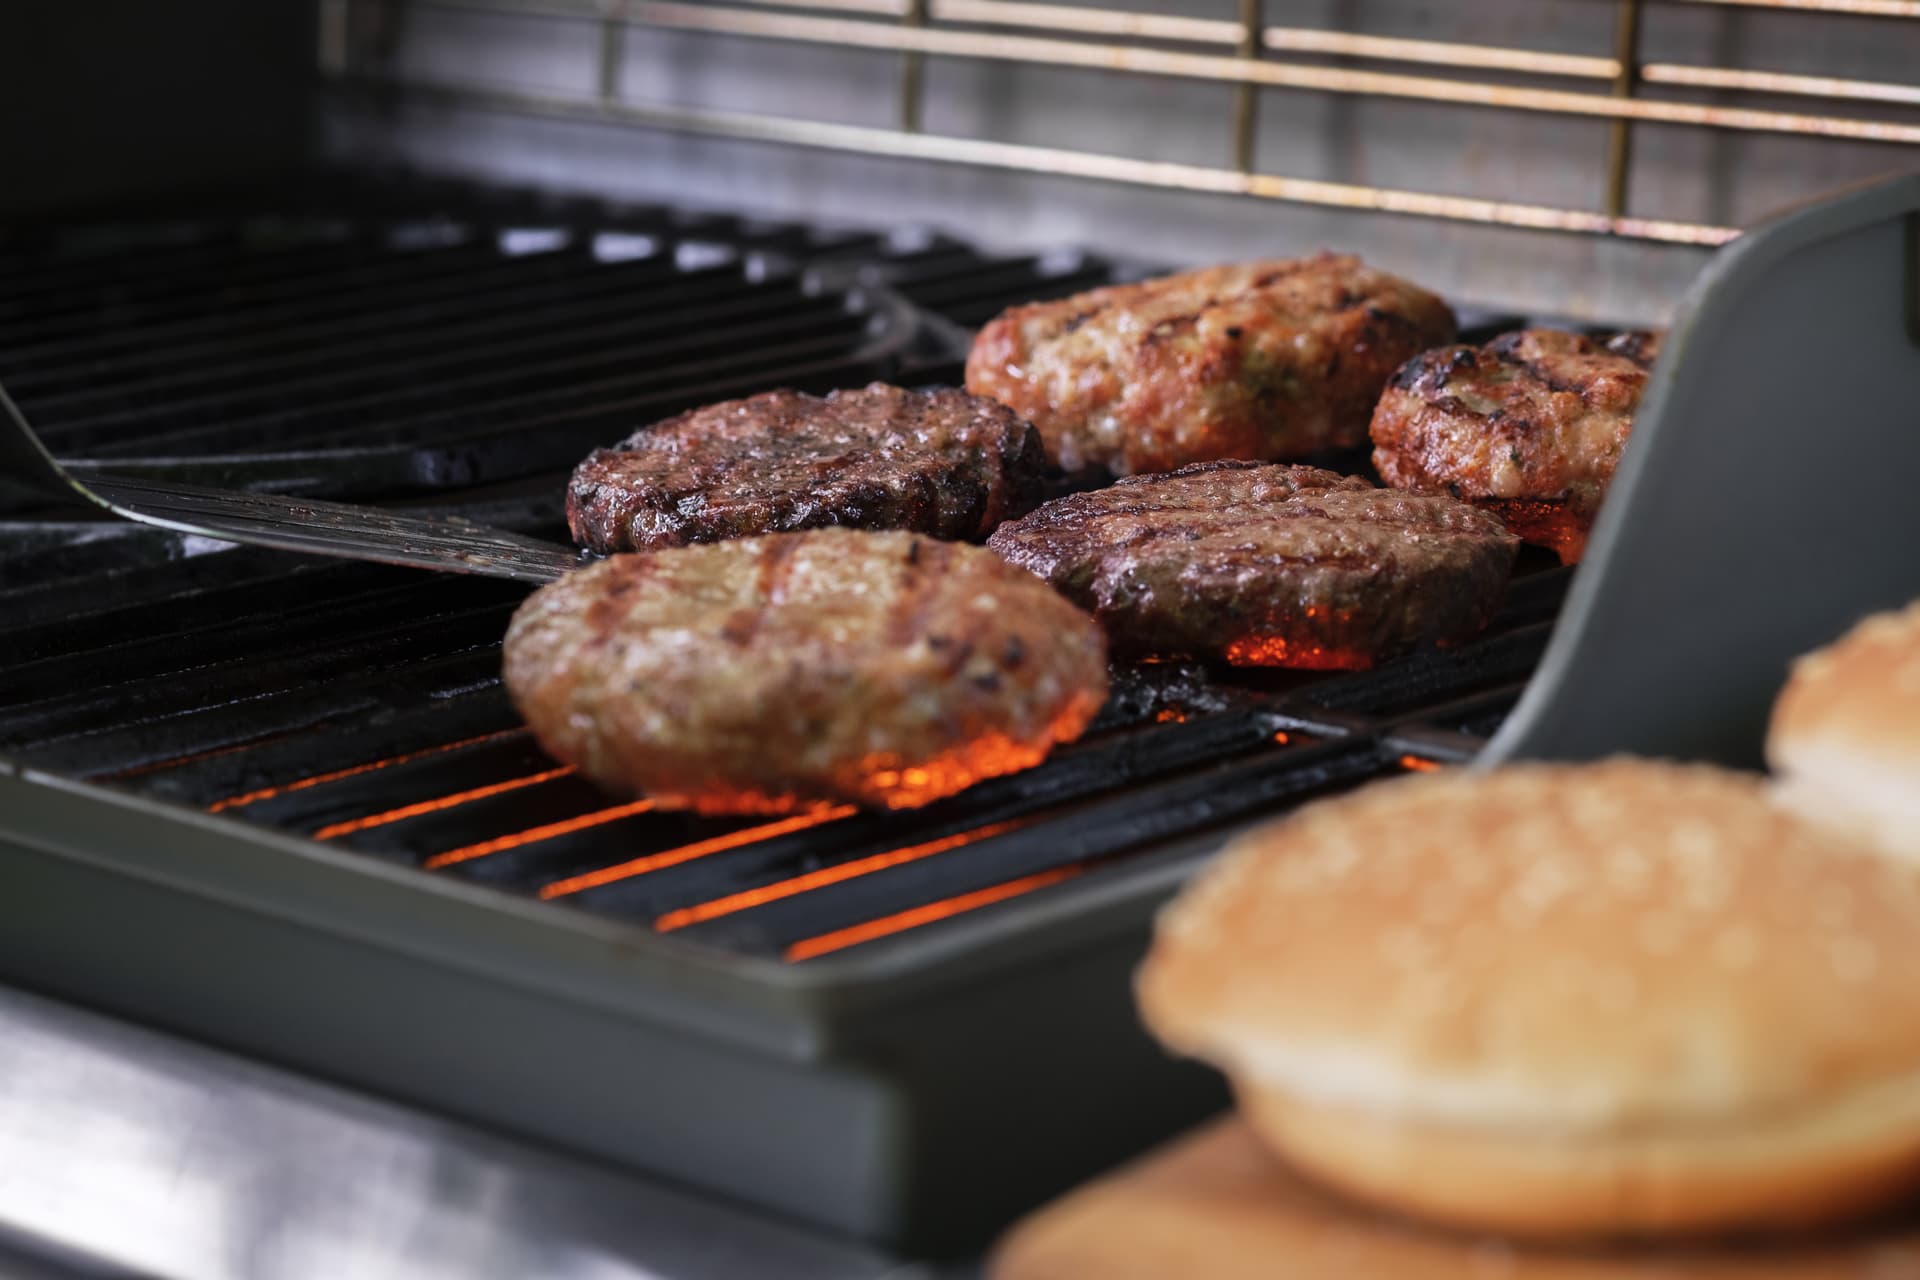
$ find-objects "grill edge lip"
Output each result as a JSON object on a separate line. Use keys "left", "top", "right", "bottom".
{"left": 0, "top": 761, "right": 1233, "bottom": 1032}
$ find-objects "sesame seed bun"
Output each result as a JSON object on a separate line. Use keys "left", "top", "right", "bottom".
{"left": 1136, "top": 760, "right": 1920, "bottom": 1240}
{"left": 1768, "top": 601, "right": 1920, "bottom": 862}
{"left": 991, "top": 1117, "right": 1920, "bottom": 1280}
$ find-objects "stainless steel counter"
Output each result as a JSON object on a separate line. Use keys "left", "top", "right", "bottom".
{"left": 0, "top": 984, "right": 940, "bottom": 1280}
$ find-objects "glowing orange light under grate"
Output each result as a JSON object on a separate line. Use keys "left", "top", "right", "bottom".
{"left": 205, "top": 730, "right": 526, "bottom": 813}
{"left": 785, "top": 866, "right": 1083, "bottom": 962}
{"left": 535, "top": 805, "right": 859, "bottom": 898}
{"left": 313, "top": 766, "right": 577, "bottom": 841}
{"left": 1399, "top": 754, "right": 1444, "bottom": 772}
{"left": 425, "top": 797, "right": 661, "bottom": 870}
{"left": 653, "top": 819, "right": 1031, "bottom": 932}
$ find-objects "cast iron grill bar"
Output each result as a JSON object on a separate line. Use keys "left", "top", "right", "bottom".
{"left": 0, "top": 227, "right": 386, "bottom": 315}
{"left": 21, "top": 261, "right": 781, "bottom": 422}
{"left": 53, "top": 298, "right": 870, "bottom": 454}
{"left": 674, "top": 739, "right": 1394, "bottom": 957}
{"left": 1, "top": 246, "right": 704, "bottom": 398}
{"left": 0, "top": 236, "right": 528, "bottom": 351}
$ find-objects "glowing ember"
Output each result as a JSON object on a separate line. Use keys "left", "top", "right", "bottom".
{"left": 312, "top": 766, "right": 575, "bottom": 841}
{"left": 784, "top": 866, "right": 1083, "bottom": 962}
{"left": 535, "top": 805, "right": 858, "bottom": 898}
{"left": 654, "top": 819, "right": 1031, "bottom": 933}
{"left": 424, "top": 797, "right": 660, "bottom": 870}
{"left": 1222, "top": 633, "right": 1373, "bottom": 670}
{"left": 205, "top": 730, "right": 526, "bottom": 813}
{"left": 1399, "top": 754, "right": 1444, "bottom": 772}
{"left": 1478, "top": 497, "right": 1589, "bottom": 565}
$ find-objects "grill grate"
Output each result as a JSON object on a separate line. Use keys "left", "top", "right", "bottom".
{"left": 0, "top": 188, "right": 1570, "bottom": 964}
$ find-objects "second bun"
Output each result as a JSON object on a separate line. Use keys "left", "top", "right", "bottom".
{"left": 1137, "top": 759, "right": 1920, "bottom": 1240}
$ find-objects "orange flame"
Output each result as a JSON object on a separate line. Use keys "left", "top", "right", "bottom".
{"left": 654, "top": 819, "right": 1030, "bottom": 933}
{"left": 205, "top": 730, "right": 525, "bottom": 813}
{"left": 784, "top": 866, "right": 1082, "bottom": 962}
{"left": 1222, "top": 633, "right": 1373, "bottom": 670}
{"left": 534, "top": 805, "right": 858, "bottom": 898}
{"left": 1399, "top": 754, "right": 1444, "bottom": 772}
{"left": 424, "top": 797, "right": 660, "bottom": 871}
{"left": 1477, "top": 498, "right": 1589, "bottom": 565}
{"left": 312, "top": 766, "right": 576, "bottom": 841}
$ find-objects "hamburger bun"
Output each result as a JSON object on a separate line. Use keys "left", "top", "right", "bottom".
{"left": 1137, "top": 760, "right": 1920, "bottom": 1240}
{"left": 992, "top": 1117, "right": 1920, "bottom": 1280}
{"left": 1768, "top": 601, "right": 1920, "bottom": 862}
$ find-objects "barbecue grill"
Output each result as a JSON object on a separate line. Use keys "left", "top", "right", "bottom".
{"left": 3, "top": 1, "right": 1920, "bottom": 1271}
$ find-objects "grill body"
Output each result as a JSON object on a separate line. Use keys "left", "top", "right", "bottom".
{"left": 3, "top": 0, "right": 1920, "bottom": 1258}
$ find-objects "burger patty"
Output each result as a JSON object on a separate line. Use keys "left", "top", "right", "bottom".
{"left": 965, "top": 254, "right": 1457, "bottom": 476}
{"left": 1369, "top": 329, "right": 1659, "bottom": 564}
{"left": 987, "top": 461, "right": 1517, "bottom": 669}
{"left": 502, "top": 529, "right": 1110, "bottom": 813}
{"left": 567, "top": 383, "right": 1048, "bottom": 553}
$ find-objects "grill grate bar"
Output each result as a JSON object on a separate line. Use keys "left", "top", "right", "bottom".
{"left": 2, "top": 249, "right": 699, "bottom": 399}
{"left": 62, "top": 305, "right": 871, "bottom": 456}
{"left": 22, "top": 262, "right": 778, "bottom": 425}
{"left": 0, "top": 241, "right": 611, "bottom": 367}
{"left": 675, "top": 738, "right": 1388, "bottom": 956}
{"left": 0, "top": 237, "right": 528, "bottom": 353}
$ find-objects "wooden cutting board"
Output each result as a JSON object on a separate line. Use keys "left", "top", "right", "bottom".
{"left": 990, "top": 1118, "right": 1920, "bottom": 1279}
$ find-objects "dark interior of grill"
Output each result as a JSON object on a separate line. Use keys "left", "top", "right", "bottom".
{"left": 0, "top": 177, "right": 1574, "bottom": 966}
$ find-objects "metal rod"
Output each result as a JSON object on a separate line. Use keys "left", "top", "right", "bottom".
{"left": 1605, "top": 0, "right": 1644, "bottom": 219}
{"left": 1906, "top": 213, "right": 1920, "bottom": 349}
{"left": 932, "top": 0, "right": 1237, "bottom": 44}
{"left": 1642, "top": 63, "right": 1920, "bottom": 106}
{"left": 368, "top": 74, "right": 1741, "bottom": 245}
{"left": 1262, "top": 28, "right": 1618, "bottom": 79}
{"left": 597, "top": 0, "right": 626, "bottom": 100}
{"left": 900, "top": 0, "right": 928, "bottom": 133}
{"left": 1232, "top": 0, "right": 1260, "bottom": 173}
{"left": 601, "top": 2, "right": 1920, "bottom": 146}
{"left": 420, "top": 1, "right": 1919, "bottom": 106}
{"left": 319, "top": 0, "right": 354, "bottom": 76}
{"left": 1675, "top": 0, "right": 1920, "bottom": 16}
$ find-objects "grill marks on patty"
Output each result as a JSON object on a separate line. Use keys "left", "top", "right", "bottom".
{"left": 502, "top": 530, "right": 1110, "bottom": 814}
{"left": 1370, "top": 329, "right": 1658, "bottom": 564}
{"left": 965, "top": 254, "right": 1457, "bottom": 476}
{"left": 566, "top": 383, "right": 1048, "bottom": 553}
{"left": 988, "top": 461, "right": 1518, "bottom": 670}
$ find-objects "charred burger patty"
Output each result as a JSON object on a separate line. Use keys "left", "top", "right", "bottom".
{"left": 965, "top": 254, "right": 1456, "bottom": 475}
{"left": 987, "top": 461, "right": 1517, "bottom": 670}
{"left": 503, "top": 529, "right": 1110, "bottom": 813}
{"left": 1369, "top": 329, "right": 1658, "bottom": 564}
{"left": 567, "top": 383, "right": 1047, "bottom": 554}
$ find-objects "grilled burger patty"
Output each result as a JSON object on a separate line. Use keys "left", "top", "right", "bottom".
{"left": 1369, "top": 329, "right": 1658, "bottom": 564}
{"left": 987, "top": 461, "right": 1517, "bottom": 670}
{"left": 503, "top": 529, "right": 1110, "bottom": 813}
{"left": 965, "top": 254, "right": 1457, "bottom": 475}
{"left": 567, "top": 383, "right": 1047, "bottom": 554}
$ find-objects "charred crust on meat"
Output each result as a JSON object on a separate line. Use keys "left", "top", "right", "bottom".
{"left": 964, "top": 256, "right": 1456, "bottom": 474}
{"left": 566, "top": 384, "right": 1047, "bottom": 553}
{"left": 989, "top": 462, "right": 1515, "bottom": 667}
{"left": 1368, "top": 328, "right": 1653, "bottom": 564}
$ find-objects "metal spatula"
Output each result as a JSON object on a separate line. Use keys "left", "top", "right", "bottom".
{"left": 1, "top": 381, "right": 585, "bottom": 585}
